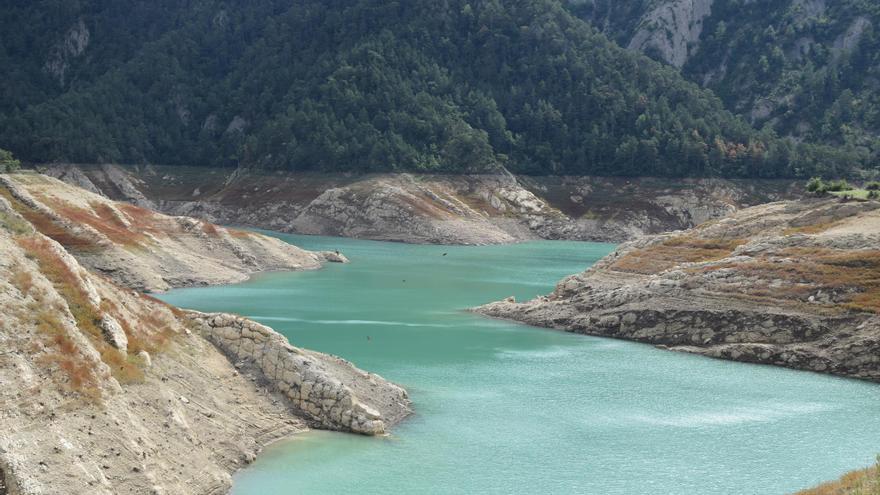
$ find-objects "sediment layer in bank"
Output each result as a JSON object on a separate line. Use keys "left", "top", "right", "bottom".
{"left": 43, "top": 163, "right": 801, "bottom": 245}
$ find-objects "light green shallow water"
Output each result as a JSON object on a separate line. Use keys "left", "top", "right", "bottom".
{"left": 159, "top": 234, "right": 880, "bottom": 495}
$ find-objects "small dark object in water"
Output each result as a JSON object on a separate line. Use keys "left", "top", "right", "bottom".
{"left": 335, "top": 250, "right": 340, "bottom": 255}
{"left": 442, "top": 253, "right": 447, "bottom": 256}
{"left": 367, "top": 336, "right": 372, "bottom": 342}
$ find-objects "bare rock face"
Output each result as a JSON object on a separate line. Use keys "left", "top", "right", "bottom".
{"left": 627, "top": 0, "right": 713, "bottom": 67}
{"left": 476, "top": 198, "right": 880, "bottom": 381}
{"left": 188, "top": 312, "right": 411, "bottom": 435}
{"left": 99, "top": 314, "right": 128, "bottom": 353}
{"left": 832, "top": 16, "right": 872, "bottom": 60}
{"left": 44, "top": 19, "right": 90, "bottom": 86}
{"left": 318, "top": 251, "right": 350, "bottom": 263}
{"left": 286, "top": 175, "right": 523, "bottom": 245}
{"left": 43, "top": 164, "right": 802, "bottom": 246}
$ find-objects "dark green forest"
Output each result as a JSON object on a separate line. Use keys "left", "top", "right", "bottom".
{"left": 574, "top": 0, "right": 880, "bottom": 172}
{"left": 0, "top": 0, "right": 872, "bottom": 177}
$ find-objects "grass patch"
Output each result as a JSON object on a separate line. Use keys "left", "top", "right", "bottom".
{"left": 201, "top": 222, "right": 219, "bottom": 236}
{"left": 227, "top": 227, "right": 252, "bottom": 239}
{"left": 33, "top": 194, "right": 152, "bottom": 248}
{"left": 784, "top": 220, "right": 844, "bottom": 235}
{"left": 829, "top": 189, "right": 874, "bottom": 200}
{"left": 100, "top": 297, "right": 177, "bottom": 355}
{"left": 699, "top": 247, "right": 880, "bottom": 314}
{"left": 10, "top": 263, "right": 34, "bottom": 296}
{"left": 16, "top": 235, "right": 145, "bottom": 395}
{"left": 795, "top": 455, "right": 880, "bottom": 494}
{"left": 115, "top": 203, "right": 163, "bottom": 232}
{"left": 0, "top": 208, "right": 32, "bottom": 235}
{"left": 29, "top": 300, "right": 103, "bottom": 401}
{"left": 612, "top": 236, "right": 746, "bottom": 275}
{"left": 0, "top": 186, "right": 100, "bottom": 250}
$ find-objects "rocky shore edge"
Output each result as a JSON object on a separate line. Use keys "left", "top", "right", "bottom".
{"left": 474, "top": 198, "right": 880, "bottom": 382}
{"left": 43, "top": 163, "right": 802, "bottom": 246}
{"left": 188, "top": 311, "right": 411, "bottom": 436}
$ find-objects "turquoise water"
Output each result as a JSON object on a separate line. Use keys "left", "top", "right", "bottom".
{"left": 159, "top": 234, "right": 880, "bottom": 495}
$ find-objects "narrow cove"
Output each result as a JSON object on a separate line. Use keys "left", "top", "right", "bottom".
{"left": 159, "top": 233, "right": 880, "bottom": 495}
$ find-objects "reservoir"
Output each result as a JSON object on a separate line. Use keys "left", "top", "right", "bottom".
{"left": 159, "top": 234, "right": 880, "bottom": 494}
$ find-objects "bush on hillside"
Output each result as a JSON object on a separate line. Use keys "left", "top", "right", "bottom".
{"left": 0, "top": 148, "right": 20, "bottom": 173}
{"left": 806, "top": 177, "right": 827, "bottom": 194}
{"left": 825, "top": 180, "right": 853, "bottom": 192}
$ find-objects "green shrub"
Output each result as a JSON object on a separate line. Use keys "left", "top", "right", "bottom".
{"left": 806, "top": 177, "right": 827, "bottom": 193}
{"left": 865, "top": 181, "right": 880, "bottom": 191}
{"left": 825, "top": 179, "right": 853, "bottom": 192}
{"left": 0, "top": 148, "right": 20, "bottom": 173}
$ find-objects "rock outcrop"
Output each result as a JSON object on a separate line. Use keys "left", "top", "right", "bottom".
{"left": 476, "top": 198, "right": 880, "bottom": 381}
{"left": 44, "top": 19, "right": 90, "bottom": 86}
{"left": 627, "top": 0, "right": 713, "bottom": 67}
{"left": 42, "top": 164, "right": 801, "bottom": 245}
{"left": 0, "top": 173, "right": 411, "bottom": 494}
{"left": 188, "top": 312, "right": 410, "bottom": 435}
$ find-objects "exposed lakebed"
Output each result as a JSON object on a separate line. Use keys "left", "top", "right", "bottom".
{"left": 159, "top": 234, "right": 880, "bottom": 494}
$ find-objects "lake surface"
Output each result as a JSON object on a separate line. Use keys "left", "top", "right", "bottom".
{"left": 159, "top": 234, "right": 880, "bottom": 495}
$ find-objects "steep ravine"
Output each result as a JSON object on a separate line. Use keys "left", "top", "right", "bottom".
{"left": 477, "top": 198, "right": 880, "bottom": 381}
{"left": 42, "top": 164, "right": 802, "bottom": 246}
{"left": 0, "top": 173, "right": 410, "bottom": 495}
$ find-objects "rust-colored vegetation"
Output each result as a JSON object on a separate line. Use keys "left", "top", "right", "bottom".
{"left": 0, "top": 187, "right": 99, "bottom": 250}
{"left": 226, "top": 226, "right": 253, "bottom": 239}
{"left": 116, "top": 202, "right": 164, "bottom": 235}
{"left": 28, "top": 300, "right": 103, "bottom": 401}
{"left": 700, "top": 247, "right": 880, "bottom": 314}
{"left": 16, "top": 235, "right": 146, "bottom": 396}
{"left": 611, "top": 236, "right": 746, "bottom": 275}
{"left": 783, "top": 220, "right": 844, "bottom": 236}
{"left": 201, "top": 222, "right": 219, "bottom": 236}
{"left": 0, "top": 207, "right": 32, "bottom": 235}
{"left": 10, "top": 263, "right": 34, "bottom": 296}
{"left": 795, "top": 457, "right": 880, "bottom": 495}
{"left": 34, "top": 194, "right": 151, "bottom": 247}
{"left": 101, "top": 296, "right": 178, "bottom": 356}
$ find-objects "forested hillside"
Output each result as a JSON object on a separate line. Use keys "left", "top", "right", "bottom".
{"left": 572, "top": 0, "right": 880, "bottom": 168}
{"left": 0, "top": 0, "right": 868, "bottom": 177}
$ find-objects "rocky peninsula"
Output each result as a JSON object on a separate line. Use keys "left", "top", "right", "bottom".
{"left": 0, "top": 173, "right": 410, "bottom": 495}
{"left": 477, "top": 198, "right": 880, "bottom": 381}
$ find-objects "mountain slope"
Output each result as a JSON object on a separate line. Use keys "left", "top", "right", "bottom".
{"left": 0, "top": 173, "right": 347, "bottom": 291}
{"left": 0, "top": 173, "right": 409, "bottom": 494}
{"left": 574, "top": 0, "right": 880, "bottom": 164}
{"left": 0, "top": 0, "right": 863, "bottom": 177}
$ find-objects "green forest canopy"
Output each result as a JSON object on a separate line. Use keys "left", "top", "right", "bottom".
{"left": 572, "top": 0, "right": 880, "bottom": 171}
{"left": 0, "top": 0, "right": 872, "bottom": 177}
